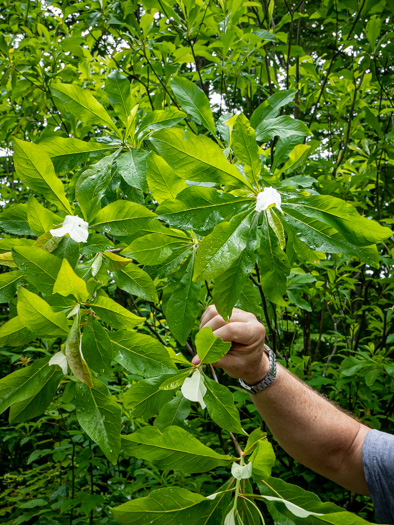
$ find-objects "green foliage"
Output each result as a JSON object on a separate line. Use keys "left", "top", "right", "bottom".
{"left": 0, "top": 0, "right": 393, "bottom": 523}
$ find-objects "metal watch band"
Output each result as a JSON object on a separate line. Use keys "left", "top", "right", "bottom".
{"left": 239, "top": 345, "right": 277, "bottom": 395}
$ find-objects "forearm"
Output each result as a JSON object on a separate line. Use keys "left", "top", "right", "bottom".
{"left": 252, "top": 363, "right": 371, "bottom": 495}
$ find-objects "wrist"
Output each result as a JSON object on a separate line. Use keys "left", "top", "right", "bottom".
{"left": 240, "top": 346, "right": 277, "bottom": 394}
{"left": 241, "top": 348, "right": 270, "bottom": 385}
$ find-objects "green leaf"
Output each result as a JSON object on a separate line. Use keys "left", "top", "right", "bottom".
{"left": 90, "top": 200, "right": 156, "bottom": 237}
{"left": 204, "top": 376, "right": 245, "bottom": 434}
{"left": 159, "top": 369, "right": 192, "bottom": 390}
{"left": 194, "top": 210, "right": 255, "bottom": 281}
{"left": 102, "top": 251, "right": 131, "bottom": 271}
{"left": 27, "top": 195, "right": 54, "bottom": 235}
{"left": 235, "top": 278, "right": 264, "bottom": 318}
{"left": 0, "top": 316, "right": 35, "bottom": 347}
{"left": 90, "top": 290, "right": 144, "bottom": 330}
{"left": 232, "top": 113, "right": 261, "bottom": 186}
{"left": 0, "top": 357, "right": 52, "bottom": 415}
{"left": 171, "top": 77, "right": 216, "bottom": 136}
{"left": 266, "top": 208, "right": 286, "bottom": 249}
{"left": 111, "top": 330, "right": 177, "bottom": 377}
{"left": 105, "top": 69, "right": 134, "bottom": 124}
{"left": 212, "top": 222, "right": 257, "bottom": 320}
{"left": 117, "top": 149, "right": 149, "bottom": 192}
{"left": 76, "top": 151, "right": 119, "bottom": 222}
{"left": 0, "top": 251, "right": 17, "bottom": 268}
{"left": 245, "top": 428, "right": 266, "bottom": 455}
{"left": 154, "top": 393, "right": 191, "bottom": 430}
{"left": 76, "top": 378, "right": 121, "bottom": 464}
{"left": 123, "top": 375, "right": 176, "bottom": 418}
{"left": 273, "top": 134, "right": 305, "bottom": 170}
{"left": 281, "top": 144, "right": 311, "bottom": 173}
{"left": 65, "top": 314, "right": 93, "bottom": 387}
{"left": 121, "top": 425, "right": 233, "bottom": 474}
{"left": 146, "top": 152, "right": 187, "bottom": 203}
{"left": 196, "top": 326, "right": 231, "bottom": 364}
{"left": 253, "top": 29, "right": 278, "bottom": 41}
{"left": 258, "top": 477, "right": 372, "bottom": 524}
{"left": 102, "top": 250, "right": 131, "bottom": 272}
{"left": 366, "top": 15, "right": 381, "bottom": 48}
{"left": 282, "top": 208, "right": 380, "bottom": 267}
{"left": 52, "top": 236, "right": 80, "bottom": 267}
{"left": 51, "top": 83, "right": 118, "bottom": 133}
{"left": 124, "top": 232, "right": 189, "bottom": 266}
{"left": 0, "top": 204, "right": 32, "bottom": 236}
{"left": 8, "top": 367, "right": 62, "bottom": 424}
{"left": 39, "top": 136, "right": 117, "bottom": 172}
{"left": 364, "top": 107, "right": 384, "bottom": 139}
{"left": 280, "top": 175, "right": 318, "bottom": 189}
{"left": 113, "top": 263, "right": 158, "bottom": 302}
{"left": 82, "top": 315, "right": 113, "bottom": 376}
{"left": 258, "top": 223, "right": 290, "bottom": 305}
{"left": 150, "top": 128, "right": 254, "bottom": 191}
{"left": 12, "top": 246, "right": 62, "bottom": 295}
{"left": 13, "top": 139, "right": 72, "bottom": 214}
{"left": 112, "top": 487, "right": 229, "bottom": 525}
{"left": 150, "top": 246, "right": 193, "bottom": 279}
{"left": 255, "top": 115, "right": 311, "bottom": 143}
{"left": 283, "top": 195, "right": 392, "bottom": 246}
{"left": 157, "top": 186, "right": 252, "bottom": 233}
{"left": 0, "top": 238, "right": 34, "bottom": 255}
{"left": 287, "top": 289, "right": 312, "bottom": 312}
{"left": 139, "top": 108, "right": 186, "bottom": 134}
{"left": 0, "top": 270, "right": 23, "bottom": 303}
{"left": 250, "top": 439, "right": 276, "bottom": 480}
{"left": 53, "top": 258, "right": 89, "bottom": 302}
{"left": 17, "top": 287, "right": 68, "bottom": 338}
{"left": 250, "top": 90, "right": 297, "bottom": 129}
{"left": 164, "top": 253, "right": 202, "bottom": 345}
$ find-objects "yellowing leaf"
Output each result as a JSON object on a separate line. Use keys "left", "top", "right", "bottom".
{"left": 53, "top": 258, "right": 89, "bottom": 302}
{"left": 13, "top": 139, "right": 72, "bottom": 214}
{"left": 103, "top": 251, "right": 132, "bottom": 271}
{"left": 65, "top": 314, "right": 93, "bottom": 387}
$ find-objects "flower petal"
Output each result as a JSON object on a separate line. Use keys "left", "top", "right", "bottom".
{"left": 49, "top": 351, "right": 68, "bottom": 375}
{"left": 181, "top": 370, "right": 207, "bottom": 409}
{"left": 256, "top": 187, "right": 282, "bottom": 213}
{"left": 50, "top": 225, "right": 69, "bottom": 238}
{"left": 231, "top": 461, "right": 253, "bottom": 480}
{"left": 50, "top": 215, "right": 89, "bottom": 243}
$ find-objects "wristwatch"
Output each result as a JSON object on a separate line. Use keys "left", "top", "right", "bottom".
{"left": 239, "top": 345, "right": 277, "bottom": 395}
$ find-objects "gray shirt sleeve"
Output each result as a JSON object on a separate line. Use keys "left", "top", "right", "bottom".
{"left": 363, "top": 429, "right": 394, "bottom": 524}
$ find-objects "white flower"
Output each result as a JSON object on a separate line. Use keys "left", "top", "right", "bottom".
{"left": 181, "top": 369, "right": 207, "bottom": 409}
{"left": 224, "top": 508, "right": 238, "bottom": 525}
{"left": 231, "top": 461, "right": 253, "bottom": 480}
{"left": 50, "top": 215, "right": 89, "bottom": 243}
{"left": 49, "top": 351, "right": 68, "bottom": 375}
{"left": 255, "top": 187, "right": 282, "bottom": 213}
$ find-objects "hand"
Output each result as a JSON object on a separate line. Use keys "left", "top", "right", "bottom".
{"left": 192, "top": 305, "right": 269, "bottom": 384}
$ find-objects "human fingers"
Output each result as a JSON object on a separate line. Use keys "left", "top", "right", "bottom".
{"left": 201, "top": 314, "right": 227, "bottom": 333}
{"left": 200, "top": 305, "right": 258, "bottom": 329}
{"left": 201, "top": 310, "right": 257, "bottom": 334}
{"left": 199, "top": 304, "right": 219, "bottom": 329}
{"left": 229, "top": 308, "right": 257, "bottom": 323}
{"left": 213, "top": 321, "right": 265, "bottom": 347}
{"left": 191, "top": 355, "right": 201, "bottom": 365}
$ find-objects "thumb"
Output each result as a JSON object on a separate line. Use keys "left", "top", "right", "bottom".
{"left": 192, "top": 355, "right": 201, "bottom": 366}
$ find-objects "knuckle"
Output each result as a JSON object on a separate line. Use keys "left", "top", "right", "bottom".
{"left": 257, "top": 321, "right": 266, "bottom": 338}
